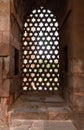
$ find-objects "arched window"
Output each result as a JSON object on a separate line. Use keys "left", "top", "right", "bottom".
{"left": 21, "top": 6, "right": 59, "bottom": 91}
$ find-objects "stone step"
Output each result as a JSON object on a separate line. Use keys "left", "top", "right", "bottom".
{"left": 9, "top": 94, "right": 75, "bottom": 129}
{"left": 9, "top": 109, "right": 72, "bottom": 121}
{"left": 10, "top": 120, "right": 77, "bottom": 130}
{"left": 9, "top": 94, "right": 72, "bottom": 120}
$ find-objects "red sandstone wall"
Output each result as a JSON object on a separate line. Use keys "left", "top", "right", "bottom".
{"left": 9, "top": 0, "right": 22, "bottom": 104}
{"left": 0, "top": 0, "right": 10, "bottom": 126}
{"left": 0, "top": 0, "right": 21, "bottom": 126}
{"left": 72, "top": 0, "right": 84, "bottom": 112}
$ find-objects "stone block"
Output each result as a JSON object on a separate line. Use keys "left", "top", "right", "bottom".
{"left": 73, "top": 26, "right": 84, "bottom": 50}
{"left": 73, "top": 93, "right": 84, "bottom": 111}
{"left": 0, "top": 98, "right": 9, "bottom": 126}
{"left": 0, "top": 58, "right": 10, "bottom": 97}
{"left": 73, "top": 74, "right": 84, "bottom": 92}
{"left": 11, "top": 119, "right": 33, "bottom": 128}
{"left": 3, "top": 31, "right": 10, "bottom": 43}
{"left": 10, "top": 120, "right": 77, "bottom": 130}
{"left": 11, "top": 112, "right": 48, "bottom": 120}
{"left": 0, "top": 0, "right": 10, "bottom": 56}
{"left": 73, "top": 112, "right": 84, "bottom": 130}
{"left": 0, "top": 86, "right": 9, "bottom": 97}
{"left": 1, "top": 98, "right": 8, "bottom": 107}
{"left": 11, "top": 14, "right": 21, "bottom": 49}
{"left": 73, "top": 0, "right": 84, "bottom": 24}
{"left": 72, "top": 59, "right": 84, "bottom": 73}
{"left": 0, "top": 0, "right": 10, "bottom": 31}
{"left": 3, "top": 79, "right": 10, "bottom": 93}
{"left": 0, "top": 88, "right": 9, "bottom": 97}
{"left": 0, "top": 0, "right": 10, "bottom": 16}
{"left": 0, "top": 17, "right": 10, "bottom": 31}
{"left": 0, "top": 42, "right": 9, "bottom": 56}
{"left": 3, "top": 56, "right": 10, "bottom": 79}
{"left": 0, "top": 31, "right": 10, "bottom": 56}
{"left": 0, "top": 126, "right": 9, "bottom": 130}
{"left": 33, "top": 120, "right": 44, "bottom": 128}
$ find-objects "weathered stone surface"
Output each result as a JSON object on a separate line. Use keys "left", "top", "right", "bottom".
{"left": 0, "top": 0, "right": 10, "bottom": 56}
{"left": 9, "top": 0, "right": 21, "bottom": 106}
{"left": 11, "top": 119, "right": 33, "bottom": 128}
{"left": 3, "top": 31, "right": 10, "bottom": 43}
{"left": 0, "top": 43, "right": 9, "bottom": 56}
{"left": 0, "top": 55, "right": 10, "bottom": 97}
{"left": 0, "top": 0, "right": 10, "bottom": 31}
{"left": 0, "top": 58, "right": 3, "bottom": 89}
{"left": 0, "top": 126, "right": 9, "bottom": 130}
{"left": 44, "top": 120, "right": 76, "bottom": 130}
{"left": 73, "top": 93, "right": 84, "bottom": 111}
{"left": 12, "top": 76, "right": 20, "bottom": 92}
{"left": 10, "top": 120, "right": 77, "bottom": 130}
{"left": 73, "top": 0, "right": 84, "bottom": 24}
{"left": 0, "top": 16, "right": 10, "bottom": 31}
{"left": 48, "top": 111, "right": 72, "bottom": 120}
{"left": 0, "top": 32, "right": 3, "bottom": 43}
{"left": 11, "top": 13, "right": 21, "bottom": 49}
{"left": 0, "top": 32, "right": 9, "bottom": 56}
{"left": 0, "top": 58, "right": 9, "bottom": 97}
{"left": 2, "top": 79, "right": 10, "bottom": 97}
{"left": 72, "top": 59, "right": 84, "bottom": 73}
{"left": 9, "top": 94, "right": 72, "bottom": 121}
{"left": 0, "top": 0, "right": 10, "bottom": 14}
{"left": 73, "top": 113, "right": 84, "bottom": 130}
{"left": 73, "top": 74, "right": 84, "bottom": 92}
{"left": 3, "top": 56, "right": 10, "bottom": 79}
{"left": 0, "top": 98, "right": 9, "bottom": 127}
{"left": 0, "top": 88, "right": 9, "bottom": 97}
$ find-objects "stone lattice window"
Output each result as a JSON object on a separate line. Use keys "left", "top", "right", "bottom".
{"left": 21, "top": 7, "right": 59, "bottom": 91}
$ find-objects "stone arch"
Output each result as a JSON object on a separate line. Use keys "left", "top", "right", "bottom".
{"left": 21, "top": 6, "right": 60, "bottom": 91}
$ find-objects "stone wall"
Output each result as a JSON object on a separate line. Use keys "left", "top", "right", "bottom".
{"left": 59, "top": 0, "right": 84, "bottom": 129}
{"left": 9, "top": 0, "right": 22, "bottom": 104}
{"left": 59, "top": 0, "right": 84, "bottom": 116}
{"left": 0, "top": 0, "right": 21, "bottom": 126}
{"left": 58, "top": 0, "right": 73, "bottom": 106}
{"left": 72, "top": 0, "right": 84, "bottom": 129}
{"left": 72, "top": 0, "right": 84, "bottom": 112}
{"left": 0, "top": 0, "right": 10, "bottom": 126}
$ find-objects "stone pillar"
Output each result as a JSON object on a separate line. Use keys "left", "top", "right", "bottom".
{"left": 9, "top": 0, "right": 22, "bottom": 104}
{"left": 72, "top": 0, "right": 84, "bottom": 112}
{"left": 58, "top": 0, "right": 73, "bottom": 106}
{"left": 72, "top": 0, "right": 84, "bottom": 129}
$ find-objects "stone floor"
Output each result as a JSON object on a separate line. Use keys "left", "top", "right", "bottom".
{"left": 10, "top": 120, "right": 77, "bottom": 130}
{"left": 8, "top": 92, "right": 77, "bottom": 130}
{"left": 0, "top": 126, "right": 9, "bottom": 130}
